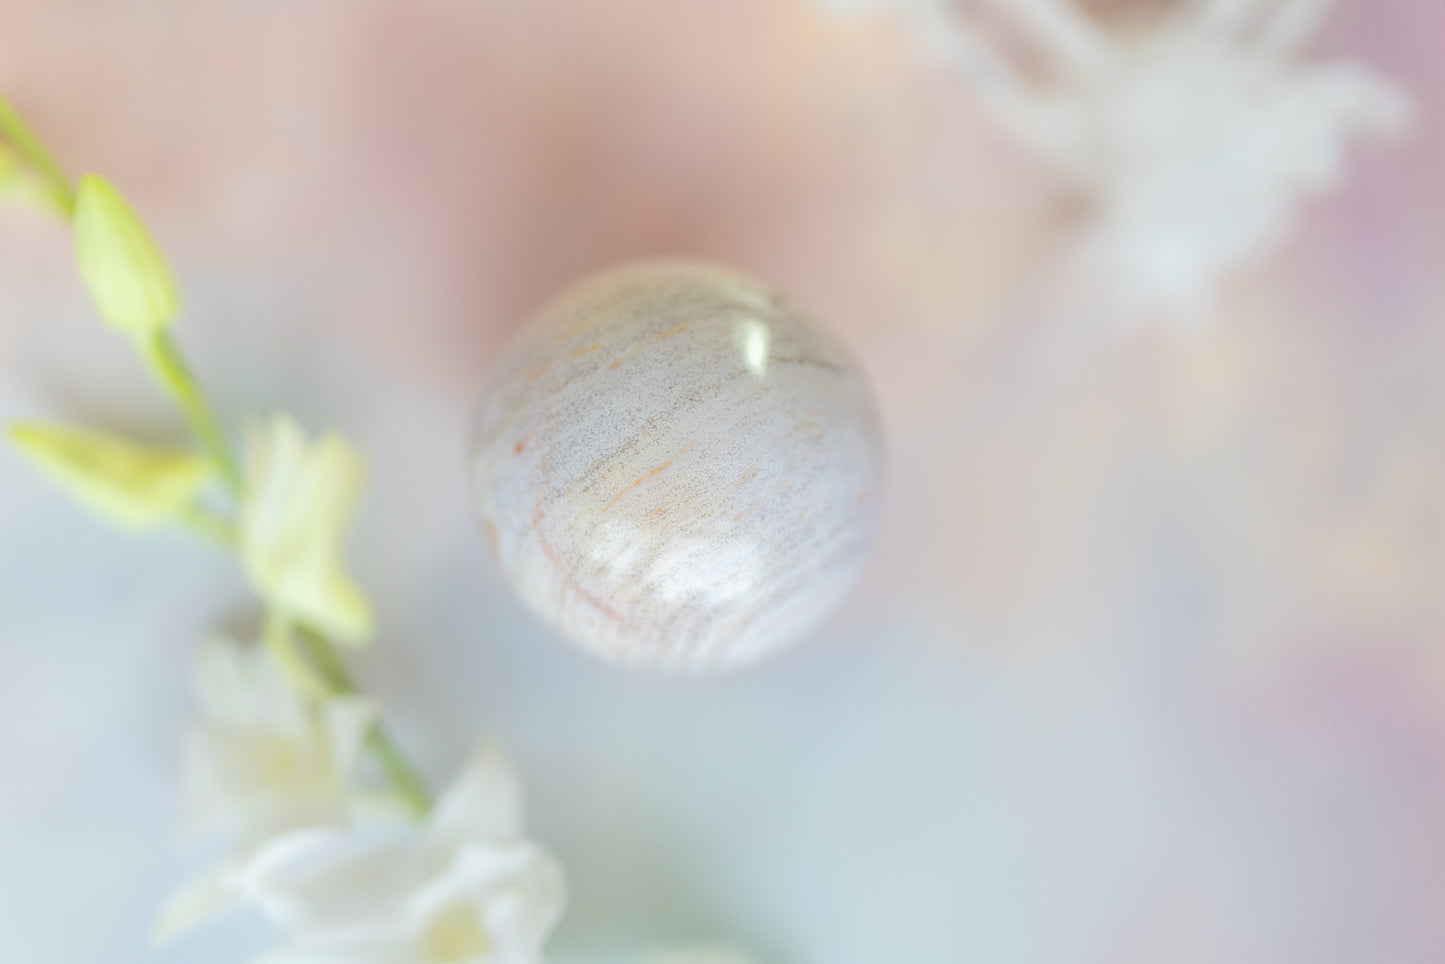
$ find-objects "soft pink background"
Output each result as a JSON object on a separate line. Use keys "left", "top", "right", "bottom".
{"left": 1, "top": 2, "right": 1442, "bottom": 962}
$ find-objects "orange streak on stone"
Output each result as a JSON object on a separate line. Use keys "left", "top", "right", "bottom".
{"left": 531, "top": 503, "right": 626, "bottom": 624}
{"left": 600, "top": 441, "right": 696, "bottom": 513}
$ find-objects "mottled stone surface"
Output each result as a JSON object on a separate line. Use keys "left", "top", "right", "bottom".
{"left": 472, "top": 261, "right": 883, "bottom": 671}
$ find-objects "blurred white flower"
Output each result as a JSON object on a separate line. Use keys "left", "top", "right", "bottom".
{"left": 183, "top": 636, "right": 376, "bottom": 843}
{"left": 240, "top": 415, "right": 374, "bottom": 644}
{"left": 820, "top": 0, "right": 1410, "bottom": 316}
{"left": 1031, "top": 0, "right": 1409, "bottom": 315}
{"left": 247, "top": 745, "right": 565, "bottom": 964}
{"left": 154, "top": 637, "right": 376, "bottom": 943}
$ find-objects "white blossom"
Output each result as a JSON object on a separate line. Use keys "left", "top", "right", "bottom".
{"left": 246, "top": 746, "right": 565, "bottom": 964}
{"left": 154, "top": 637, "right": 376, "bottom": 943}
{"left": 240, "top": 415, "right": 374, "bottom": 644}
{"left": 820, "top": 0, "right": 1410, "bottom": 316}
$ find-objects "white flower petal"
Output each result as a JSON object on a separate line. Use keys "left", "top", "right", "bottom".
{"left": 426, "top": 744, "right": 524, "bottom": 849}
{"left": 181, "top": 638, "right": 367, "bottom": 845}
{"left": 406, "top": 840, "right": 565, "bottom": 964}
{"left": 154, "top": 829, "right": 344, "bottom": 946}
{"left": 250, "top": 831, "right": 421, "bottom": 936}
{"left": 472, "top": 852, "right": 566, "bottom": 964}
{"left": 193, "top": 636, "right": 309, "bottom": 738}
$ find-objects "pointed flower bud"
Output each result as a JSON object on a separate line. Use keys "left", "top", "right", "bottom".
{"left": 72, "top": 174, "right": 180, "bottom": 336}
{"left": 9, "top": 422, "right": 215, "bottom": 529}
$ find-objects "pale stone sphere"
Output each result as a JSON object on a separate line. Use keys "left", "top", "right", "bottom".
{"left": 471, "top": 261, "right": 883, "bottom": 671}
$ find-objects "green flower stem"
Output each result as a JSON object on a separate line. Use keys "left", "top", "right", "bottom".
{"left": 0, "top": 92, "right": 75, "bottom": 216}
{"left": 0, "top": 89, "right": 434, "bottom": 826}
{"left": 264, "top": 613, "right": 333, "bottom": 703}
{"left": 138, "top": 331, "right": 243, "bottom": 493}
{"left": 138, "top": 306, "right": 434, "bottom": 823}
{"left": 364, "top": 723, "right": 435, "bottom": 821}
{"left": 294, "top": 623, "right": 434, "bottom": 819}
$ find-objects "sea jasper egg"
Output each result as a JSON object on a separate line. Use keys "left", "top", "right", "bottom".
{"left": 471, "top": 260, "right": 883, "bottom": 671}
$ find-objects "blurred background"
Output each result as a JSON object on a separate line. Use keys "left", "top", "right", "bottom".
{"left": 1, "top": 1, "right": 1442, "bottom": 961}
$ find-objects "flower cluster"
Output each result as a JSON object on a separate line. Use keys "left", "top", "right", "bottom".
{"left": 817, "top": 0, "right": 1409, "bottom": 317}
{"left": 157, "top": 640, "right": 564, "bottom": 963}
{"left": 0, "top": 94, "right": 564, "bottom": 963}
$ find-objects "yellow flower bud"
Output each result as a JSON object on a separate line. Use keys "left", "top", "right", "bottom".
{"left": 239, "top": 416, "right": 374, "bottom": 644}
{"left": 72, "top": 174, "right": 180, "bottom": 336}
{"left": 9, "top": 422, "right": 214, "bottom": 529}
